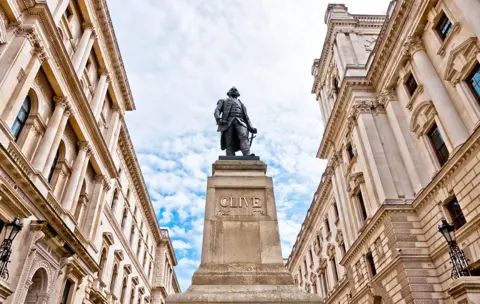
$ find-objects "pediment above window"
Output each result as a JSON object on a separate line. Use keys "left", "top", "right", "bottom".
{"left": 444, "top": 37, "right": 478, "bottom": 85}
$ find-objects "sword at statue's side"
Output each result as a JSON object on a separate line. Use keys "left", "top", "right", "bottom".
{"left": 249, "top": 132, "right": 257, "bottom": 148}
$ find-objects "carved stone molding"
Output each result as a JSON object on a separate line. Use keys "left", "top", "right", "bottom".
{"left": 403, "top": 35, "right": 425, "bottom": 57}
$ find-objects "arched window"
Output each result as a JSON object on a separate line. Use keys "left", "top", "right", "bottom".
{"left": 99, "top": 248, "right": 107, "bottom": 279}
{"left": 47, "top": 148, "right": 60, "bottom": 183}
{"left": 110, "top": 264, "right": 118, "bottom": 293}
{"left": 12, "top": 95, "right": 31, "bottom": 140}
{"left": 121, "top": 208, "right": 128, "bottom": 229}
{"left": 111, "top": 189, "right": 118, "bottom": 211}
{"left": 120, "top": 277, "right": 127, "bottom": 303}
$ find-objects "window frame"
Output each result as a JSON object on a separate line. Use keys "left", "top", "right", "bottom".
{"left": 467, "top": 63, "right": 480, "bottom": 102}
{"left": 405, "top": 73, "right": 418, "bottom": 97}
{"left": 445, "top": 197, "right": 466, "bottom": 230}
{"left": 427, "top": 123, "right": 450, "bottom": 166}
{"left": 435, "top": 12, "right": 453, "bottom": 41}
{"left": 12, "top": 96, "right": 31, "bottom": 140}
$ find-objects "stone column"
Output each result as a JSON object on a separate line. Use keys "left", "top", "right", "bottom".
{"left": 43, "top": 107, "right": 72, "bottom": 177}
{"left": 330, "top": 158, "right": 356, "bottom": 247}
{"left": 455, "top": 0, "right": 480, "bottom": 39}
{"left": 83, "top": 175, "right": 109, "bottom": 241}
{"left": 405, "top": 36, "right": 469, "bottom": 149}
{"left": 380, "top": 89, "right": 428, "bottom": 192}
{"left": 31, "top": 97, "right": 68, "bottom": 173}
{"left": 76, "top": 31, "right": 96, "bottom": 76}
{"left": 1, "top": 26, "right": 47, "bottom": 125}
{"left": 106, "top": 107, "right": 122, "bottom": 151}
{"left": 91, "top": 69, "right": 110, "bottom": 118}
{"left": 72, "top": 24, "right": 94, "bottom": 72}
{"left": 61, "top": 141, "right": 90, "bottom": 211}
{"left": 70, "top": 149, "right": 91, "bottom": 216}
{"left": 354, "top": 101, "right": 399, "bottom": 205}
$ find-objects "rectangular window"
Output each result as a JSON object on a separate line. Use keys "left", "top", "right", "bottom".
{"left": 309, "top": 249, "right": 314, "bottom": 264}
{"left": 331, "top": 257, "right": 339, "bottom": 283}
{"left": 405, "top": 74, "right": 418, "bottom": 96}
{"left": 366, "top": 251, "right": 377, "bottom": 277}
{"left": 467, "top": 63, "right": 480, "bottom": 101}
{"left": 303, "top": 259, "right": 308, "bottom": 273}
{"left": 356, "top": 260, "right": 363, "bottom": 282}
{"left": 340, "top": 243, "right": 346, "bottom": 257}
{"left": 357, "top": 190, "right": 368, "bottom": 222}
{"left": 64, "top": 5, "right": 73, "bottom": 20}
{"left": 435, "top": 13, "right": 453, "bottom": 40}
{"left": 446, "top": 197, "right": 466, "bottom": 230}
{"left": 325, "top": 218, "right": 330, "bottom": 234}
{"left": 60, "top": 280, "right": 73, "bottom": 304}
{"left": 333, "top": 203, "right": 339, "bottom": 219}
{"left": 428, "top": 123, "right": 449, "bottom": 166}
{"left": 346, "top": 143, "right": 355, "bottom": 160}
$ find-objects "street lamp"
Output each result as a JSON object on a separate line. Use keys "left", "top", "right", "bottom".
{"left": 0, "top": 217, "right": 23, "bottom": 280}
{"left": 438, "top": 219, "right": 470, "bottom": 279}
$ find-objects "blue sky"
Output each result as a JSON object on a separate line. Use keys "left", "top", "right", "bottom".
{"left": 108, "top": 0, "right": 390, "bottom": 290}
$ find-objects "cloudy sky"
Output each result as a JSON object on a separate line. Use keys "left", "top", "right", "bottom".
{"left": 108, "top": 0, "right": 390, "bottom": 290}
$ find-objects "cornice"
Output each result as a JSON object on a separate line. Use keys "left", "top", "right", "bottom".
{"left": 103, "top": 205, "right": 152, "bottom": 292}
{"left": 26, "top": 4, "right": 118, "bottom": 179}
{"left": 118, "top": 125, "right": 163, "bottom": 245}
{"left": 91, "top": 0, "right": 135, "bottom": 111}
{"left": 316, "top": 78, "right": 373, "bottom": 159}
{"left": 287, "top": 167, "right": 334, "bottom": 270}
{"left": 0, "top": 145, "right": 99, "bottom": 273}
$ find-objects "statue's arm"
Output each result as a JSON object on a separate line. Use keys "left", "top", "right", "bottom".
{"left": 214, "top": 99, "right": 224, "bottom": 123}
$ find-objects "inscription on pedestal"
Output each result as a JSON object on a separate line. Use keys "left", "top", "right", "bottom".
{"left": 215, "top": 189, "right": 266, "bottom": 216}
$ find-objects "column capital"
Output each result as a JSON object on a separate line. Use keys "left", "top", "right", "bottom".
{"left": 404, "top": 35, "right": 425, "bottom": 57}
{"left": 352, "top": 100, "right": 374, "bottom": 117}
{"left": 94, "top": 174, "right": 111, "bottom": 191}
{"left": 81, "top": 22, "right": 94, "bottom": 32}
{"left": 378, "top": 87, "right": 397, "bottom": 108}
{"left": 77, "top": 141, "right": 91, "bottom": 153}
{"left": 99, "top": 67, "right": 111, "bottom": 82}
{"left": 53, "top": 96, "right": 68, "bottom": 108}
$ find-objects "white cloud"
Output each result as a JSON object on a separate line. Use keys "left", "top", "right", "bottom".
{"left": 109, "top": 0, "right": 391, "bottom": 291}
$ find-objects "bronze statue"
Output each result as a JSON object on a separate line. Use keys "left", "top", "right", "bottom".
{"left": 214, "top": 87, "right": 257, "bottom": 156}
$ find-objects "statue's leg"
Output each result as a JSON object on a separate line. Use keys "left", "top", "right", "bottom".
{"left": 225, "top": 125, "right": 235, "bottom": 156}
{"left": 236, "top": 123, "right": 250, "bottom": 156}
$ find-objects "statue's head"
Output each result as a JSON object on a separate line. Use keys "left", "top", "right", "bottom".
{"left": 227, "top": 86, "right": 240, "bottom": 98}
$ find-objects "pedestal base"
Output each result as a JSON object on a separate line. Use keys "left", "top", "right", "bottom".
{"left": 167, "top": 285, "right": 320, "bottom": 303}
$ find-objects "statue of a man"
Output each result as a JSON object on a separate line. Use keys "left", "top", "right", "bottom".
{"left": 214, "top": 87, "right": 257, "bottom": 156}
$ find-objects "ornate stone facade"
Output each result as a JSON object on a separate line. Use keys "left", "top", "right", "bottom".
{"left": 0, "top": 1, "right": 179, "bottom": 304}
{"left": 288, "top": 1, "right": 480, "bottom": 303}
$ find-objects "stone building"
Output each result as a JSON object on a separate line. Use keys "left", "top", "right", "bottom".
{"left": 0, "top": 0, "right": 179, "bottom": 303}
{"left": 287, "top": 0, "right": 480, "bottom": 303}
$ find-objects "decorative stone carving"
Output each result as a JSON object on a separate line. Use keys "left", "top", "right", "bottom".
{"left": 403, "top": 35, "right": 425, "bottom": 57}
{"left": 443, "top": 37, "right": 478, "bottom": 86}
{"left": 327, "top": 244, "right": 336, "bottom": 260}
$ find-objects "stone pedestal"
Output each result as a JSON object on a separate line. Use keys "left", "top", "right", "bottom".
{"left": 448, "top": 276, "right": 480, "bottom": 304}
{"left": 167, "top": 159, "right": 322, "bottom": 303}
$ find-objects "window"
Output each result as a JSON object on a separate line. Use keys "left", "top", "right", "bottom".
{"left": 309, "top": 249, "right": 314, "bottom": 264}
{"left": 467, "top": 63, "right": 480, "bottom": 101}
{"left": 428, "top": 123, "right": 449, "bottom": 166}
{"left": 99, "top": 249, "right": 107, "bottom": 279}
{"left": 325, "top": 218, "right": 330, "bottom": 234}
{"left": 47, "top": 149, "right": 60, "bottom": 183}
{"left": 316, "top": 234, "right": 321, "bottom": 248}
{"left": 435, "top": 13, "right": 453, "bottom": 40}
{"left": 143, "top": 251, "right": 147, "bottom": 268}
{"left": 303, "top": 259, "right": 308, "bottom": 273}
{"left": 356, "top": 190, "right": 368, "bottom": 222}
{"left": 405, "top": 74, "right": 418, "bottom": 96}
{"left": 446, "top": 197, "right": 466, "bottom": 230}
{"left": 110, "top": 264, "right": 118, "bottom": 293}
{"left": 137, "top": 239, "right": 142, "bottom": 258}
{"left": 120, "top": 278, "right": 127, "bottom": 303}
{"left": 340, "top": 242, "right": 346, "bottom": 256}
{"left": 111, "top": 189, "right": 118, "bottom": 210}
{"left": 346, "top": 143, "right": 355, "bottom": 160}
{"left": 121, "top": 208, "right": 128, "bottom": 229}
{"left": 366, "top": 251, "right": 377, "bottom": 277}
{"left": 331, "top": 256, "right": 339, "bottom": 283}
{"left": 64, "top": 5, "right": 73, "bottom": 20}
{"left": 333, "top": 203, "right": 339, "bottom": 220}
{"left": 60, "top": 280, "right": 73, "bottom": 304}
{"left": 333, "top": 77, "right": 339, "bottom": 94}
{"left": 130, "top": 225, "right": 135, "bottom": 244}
{"left": 12, "top": 96, "right": 31, "bottom": 140}
{"left": 130, "top": 287, "right": 135, "bottom": 304}
{"left": 320, "top": 272, "right": 328, "bottom": 295}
